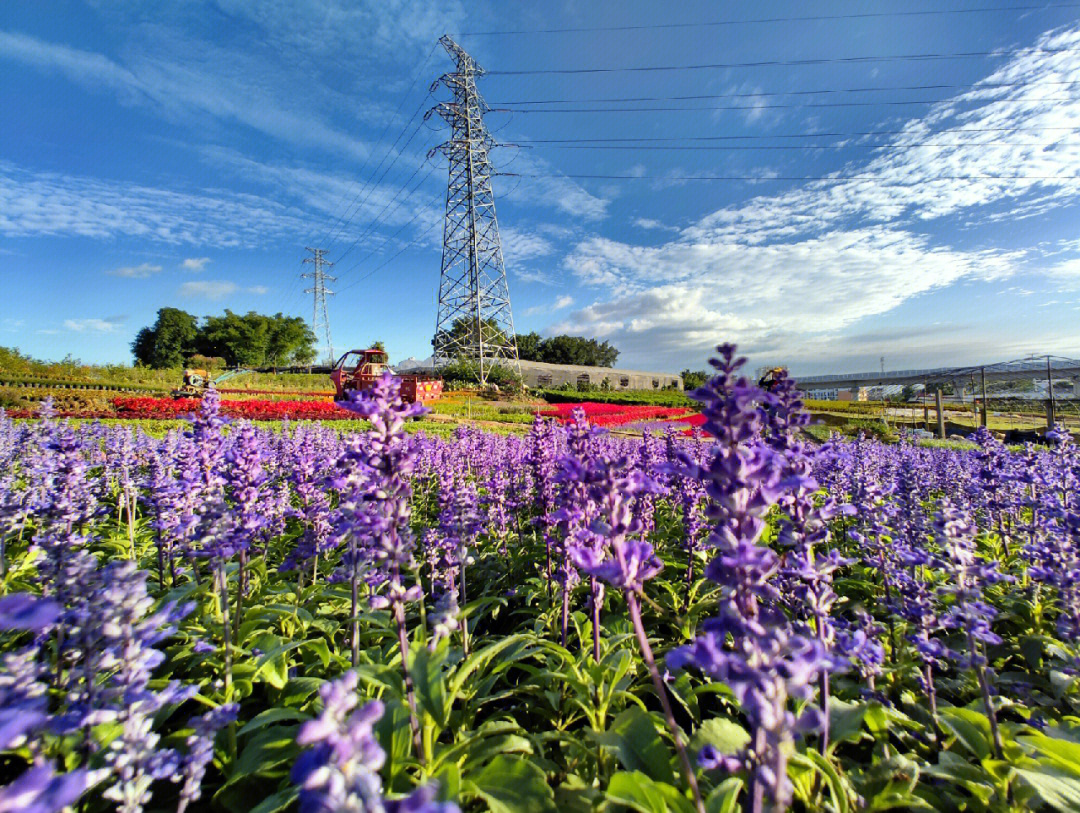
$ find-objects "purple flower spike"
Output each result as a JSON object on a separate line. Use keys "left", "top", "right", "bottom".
{"left": 0, "top": 594, "right": 61, "bottom": 632}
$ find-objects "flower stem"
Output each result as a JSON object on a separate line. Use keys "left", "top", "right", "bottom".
{"left": 626, "top": 590, "right": 706, "bottom": 813}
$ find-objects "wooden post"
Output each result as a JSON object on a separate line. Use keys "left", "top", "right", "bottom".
{"left": 922, "top": 384, "right": 929, "bottom": 429}
{"left": 936, "top": 388, "right": 946, "bottom": 439}
{"left": 980, "top": 367, "right": 988, "bottom": 428}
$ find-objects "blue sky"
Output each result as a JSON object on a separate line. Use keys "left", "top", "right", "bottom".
{"left": 3, "top": 1, "right": 1080, "bottom": 375}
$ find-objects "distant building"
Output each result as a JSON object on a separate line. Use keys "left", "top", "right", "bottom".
{"left": 806, "top": 386, "right": 868, "bottom": 401}
{"left": 518, "top": 361, "right": 682, "bottom": 391}
{"left": 394, "top": 356, "right": 682, "bottom": 391}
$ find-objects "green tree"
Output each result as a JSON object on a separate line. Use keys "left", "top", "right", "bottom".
{"left": 680, "top": 369, "right": 710, "bottom": 390}
{"left": 265, "top": 314, "right": 317, "bottom": 369}
{"left": 536, "top": 335, "right": 619, "bottom": 367}
{"left": 131, "top": 308, "right": 199, "bottom": 369}
{"left": 515, "top": 331, "right": 543, "bottom": 361}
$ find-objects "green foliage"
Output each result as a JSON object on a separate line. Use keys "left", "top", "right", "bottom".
{"left": 680, "top": 369, "right": 710, "bottom": 390}
{"left": 130, "top": 309, "right": 316, "bottom": 369}
{"left": 518, "top": 332, "right": 619, "bottom": 367}
{"left": 132, "top": 307, "right": 199, "bottom": 368}
{"left": 538, "top": 388, "right": 695, "bottom": 408}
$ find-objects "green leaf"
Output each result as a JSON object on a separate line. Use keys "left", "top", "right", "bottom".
{"left": 464, "top": 754, "right": 556, "bottom": 813}
{"left": 247, "top": 786, "right": 299, "bottom": 813}
{"left": 1016, "top": 766, "right": 1080, "bottom": 812}
{"left": 704, "top": 777, "right": 743, "bottom": 813}
{"left": 280, "top": 677, "right": 325, "bottom": 708}
{"left": 411, "top": 645, "right": 449, "bottom": 729}
{"left": 605, "top": 771, "right": 695, "bottom": 813}
{"left": 689, "top": 718, "right": 750, "bottom": 757}
{"left": 235, "top": 724, "right": 301, "bottom": 778}
{"left": 828, "top": 699, "right": 870, "bottom": 749}
{"left": 803, "top": 749, "right": 852, "bottom": 813}
{"left": 1020, "top": 732, "right": 1080, "bottom": 777}
{"left": 238, "top": 707, "right": 310, "bottom": 738}
{"left": 252, "top": 640, "right": 308, "bottom": 690}
{"left": 939, "top": 707, "right": 992, "bottom": 760}
{"left": 591, "top": 706, "right": 676, "bottom": 785}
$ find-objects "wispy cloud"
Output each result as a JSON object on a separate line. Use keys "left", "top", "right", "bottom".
{"left": 178, "top": 280, "right": 268, "bottom": 299}
{"left": 556, "top": 24, "right": 1080, "bottom": 369}
{"left": 179, "top": 280, "right": 238, "bottom": 299}
{"left": 64, "top": 316, "right": 125, "bottom": 332}
{"left": 0, "top": 160, "right": 311, "bottom": 246}
{"left": 181, "top": 257, "right": 211, "bottom": 271}
{"left": 0, "top": 29, "right": 371, "bottom": 160}
{"left": 107, "top": 262, "right": 162, "bottom": 278}
{"left": 523, "top": 294, "right": 574, "bottom": 317}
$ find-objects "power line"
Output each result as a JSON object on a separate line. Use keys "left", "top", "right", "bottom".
{"left": 335, "top": 212, "right": 443, "bottom": 295}
{"left": 502, "top": 172, "right": 1079, "bottom": 182}
{"left": 321, "top": 100, "right": 433, "bottom": 258}
{"left": 491, "top": 96, "right": 1080, "bottom": 114}
{"left": 333, "top": 160, "right": 440, "bottom": 278}
{"left": 514, "top": 125, "right": 1080, "bottom": 143}
{"left": 462, "top": 4, "right": 1080, "bottom": 35}
{"left": 332, "top": 154, "right": 438, "bottom": 270}
{"left": 309, "top": 43, "right": 438, "bottom": 256}
{"left": 491, "top": 79, "right": 1080, "bottom": 105}
{"left": 484, "top": 48, "right": 1073, "bottom": 76}
{"left": 526, "top": 140, "right": 1080, "bottom": 151}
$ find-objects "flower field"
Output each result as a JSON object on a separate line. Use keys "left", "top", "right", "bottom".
{"left": 2, "top": 344, "right": 1080, "bottom": 812}
{"left": 540, "top": 401, "right": 693, "bottom": 427}
{"left": 111, "top": 396, "right": 354, "bottom": 421}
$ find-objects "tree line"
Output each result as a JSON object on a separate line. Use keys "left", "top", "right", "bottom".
{"left": 435, "top": 319, "right": 620, "bottom": 368}
{"left": 132, "top": 308, "right": 317, "bottom": 370}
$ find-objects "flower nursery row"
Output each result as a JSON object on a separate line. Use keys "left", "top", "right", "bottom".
{"left": 539, "top": 400, "right": 693, "bottom": 427}
{"left": 111, "top": 396, "right": 354, "bottom": 421}
{"left": 1, "top": 347, "right": 1080, "bottom": 813}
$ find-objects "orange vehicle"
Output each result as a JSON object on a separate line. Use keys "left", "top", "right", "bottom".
{"left": 330, "top": 348, "right": 443, "bottom": 404}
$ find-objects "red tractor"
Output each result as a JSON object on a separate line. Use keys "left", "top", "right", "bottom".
{"left": 330, "top": 348, "right": 444, "bottom": 404}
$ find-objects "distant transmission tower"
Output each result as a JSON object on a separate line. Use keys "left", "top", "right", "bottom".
{"left": 302, "top": 247, "right": 336, "bottom": 365}
{"left": 429, "top": 35, "right": 519, "bottom": 384}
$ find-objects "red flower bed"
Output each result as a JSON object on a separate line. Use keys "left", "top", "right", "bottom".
{"left": 111, "top": 396, "right": 355, "bottom": 421}
{"left": 540, "top": 402, "right": 691, "bottom": 428}
{"left": 217, "top": 388, "right": 335, "bottom": 397}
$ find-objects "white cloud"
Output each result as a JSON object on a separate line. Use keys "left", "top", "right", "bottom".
{"left": 633, "top": 217, "right": 678, "bottom": 232}
{"left": 500, "top": 153, "right": 609, "bottom": 221}
{"left": 64, "top": 318, "right": 121, "bottom": 333}
{"left": 247, "top": 285, "right": 269, "bottom": 295}
{"left": 181, "top": 257, "right": 210, "bottom": 271}
{"left": 500, "top": 227, "right": 554, "bottom": 264}
{"left": 107, "top": 262, "right": 162, "bottom": 278}
{"left": 0, "top": 30, "right": 372, "bottom": 161}
{"left": 555, "top": 24, "right": 1080, "bottom": 369}
{"left": 523, "top": 294, "right": 575, "bottom": 317}
{"left": 179, "top": 280, "right": 238, "bottom": 299}
{"left": 1, "top": 318, "right": 24, "bottom": 333}
{"left": 0, "top": 160, "right": 311, "bottom": 246}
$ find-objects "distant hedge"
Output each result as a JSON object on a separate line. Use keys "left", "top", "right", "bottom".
{"left": 536, "top": 388, "right": 695, "bottom": 408}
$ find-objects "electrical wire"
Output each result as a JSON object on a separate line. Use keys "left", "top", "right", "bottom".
{"left": 513, "top": 125, "right": 1080, "bottom": 143}
{"left": 490, "top": 79, "right": 1080, "bottom": 105}
{"left": 462, "top": 4, "right": 1080, "bottom": 35}
{"left": 333, "top": 155, "right": 438, "bottom": 270}
{"left": 310, "top": 42, "right": 438, "bottom": 254}
{"left": 524, "top": 140, "right": 1080, "bottom": 150}
{"left": 484, "top": 48, "right": 1073, "bottom": 76}
{"left": 501, "top": 172, "right": 1079, "bottom": 182}
{"left": 490, "top": 96, "right": 1080, "bottom": 114}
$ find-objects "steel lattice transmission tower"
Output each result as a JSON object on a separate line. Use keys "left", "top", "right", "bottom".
{"left": 429, "top": 35, "right": 519, "bottom": 384}
{"left": 302, "top": 247, "right": 336, "bottom": 365}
